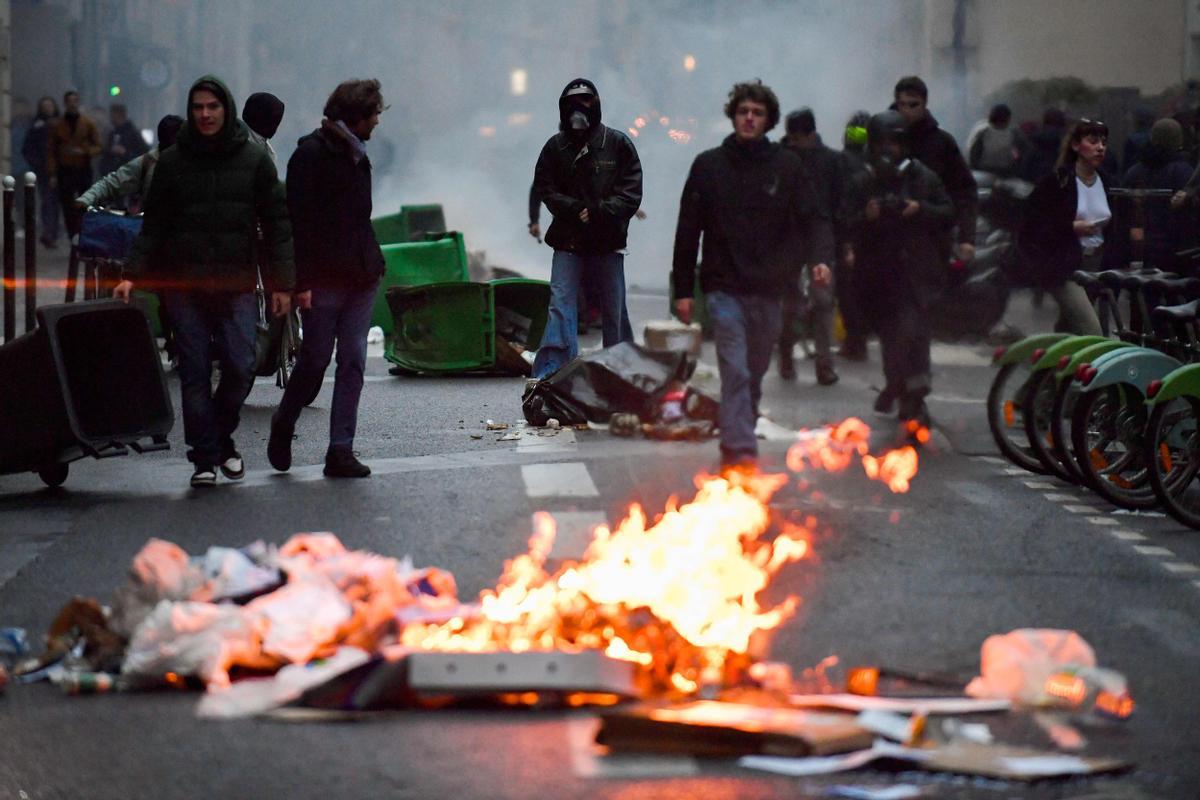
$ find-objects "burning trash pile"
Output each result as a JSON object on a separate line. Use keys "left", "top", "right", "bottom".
{"left": 1, "top": 417, "right": 1135, "bottom": 781}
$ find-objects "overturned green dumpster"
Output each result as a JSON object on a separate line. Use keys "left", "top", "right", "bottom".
{"left": 371, "top": 204, "right": 550, "bottom": 375}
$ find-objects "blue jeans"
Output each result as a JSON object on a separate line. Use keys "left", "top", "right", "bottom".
{"left": 274, "top": 280, "right": 378, "bottom": 450}
{"left": 164, "top": 291, "right": 258, "bottom": 468}
{"left": 532, "top": 250, "right": 633, "bottom": 379}
{"left": 706, "top": 291, "right": 782, "bottom": 463}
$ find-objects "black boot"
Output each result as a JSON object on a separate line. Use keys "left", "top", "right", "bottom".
{"left": 324, "top": 446, "right": 371, "bottom": 478}
{"left": 815, "top": 356, "right": 839, "bottom": 386}
{"left": 778, "top": 344, "right": 796, "bottom": 381}
{"left": 874, "top": 384, "right": 899, "bottom": 415}
{"left": 267, "top": 413, "right": 293, "bottom": 472}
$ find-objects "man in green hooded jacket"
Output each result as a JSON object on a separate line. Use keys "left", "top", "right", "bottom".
{"left": 117, "top": 75, "right": 294, "bottom": 488}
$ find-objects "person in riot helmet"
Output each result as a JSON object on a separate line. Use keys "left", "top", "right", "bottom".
{"left": 672, "top": 80, "right": 834, "bottom": 469}
{"left": 842, "top": 110, "right": 955, "bottom": 432}
{"left": 529, "top": 78, "right": 642, "bottom": 383}
{"left": 778, "top": 107, "right": 840, "bottom": 385}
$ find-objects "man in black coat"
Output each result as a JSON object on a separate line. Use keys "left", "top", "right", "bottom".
{"left": 268, "top": 79, "right": 387, "bottom": 479}
{"left": 672, "top": 81, "right": 833, "bottom": 469}
{"left": 530, "top": 78, "right": 642, "bottom": 380}
{"left": 843, "top": 111, "right": 955, "bottom": 431}
{"left": 779, "top": 107, "right": 841, "bottom": 385}
{"left": 98, "top": 103, "right": 150, "bottom": 178}
{"left": 894, "top": 76, "right": 977, "bottom": 263}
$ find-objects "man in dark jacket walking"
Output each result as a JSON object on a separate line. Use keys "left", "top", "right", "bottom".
{"left": 98, "top": 102, "right": 150, "bottom": 178}
{"left": 268, "top": 79, "right": 386, "bottom": 479}
{"left": 843, "top": 111, "right": 955, "bottom": 431}
{"left": 531, "top": 78, "right": 642, "bottom": 380}
{"left": 779, "top": 107, "right": 841, "bottom": 386}
{"left": 894, "top": 76, "right": 976, "bottom": 264}
{"left": 21, "top": 96, "right": 61, "bottom": 248}
{"left": 116, "top": 75, "right": 294, "bottom": 488}
{"left": 673, "top": 81, "right": 833, "bottom": 469}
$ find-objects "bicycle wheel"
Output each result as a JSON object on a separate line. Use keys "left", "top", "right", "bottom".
{"left": 1048, "top": 377, "right": 1088, "bottom": 484}
{"left": 1070, "top": 385, "right": 1157, "bottom": 509}
{"left": 1145, "top": 396, "right": 1200, "bottom": 529}
{"left": 987, "top": 362, "right": 1047, "bottom": 473}
{"left": 1022, "top": 368, "right": 1075, "bottom": 482}
{"left": 276, "top": 308, "right": 303, "bottom": 390}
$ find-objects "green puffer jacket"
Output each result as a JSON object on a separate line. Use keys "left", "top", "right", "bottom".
{"left": 127, "top": 75, "right": 294, "bottom": 293}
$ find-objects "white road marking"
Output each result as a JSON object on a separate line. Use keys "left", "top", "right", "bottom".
{"left": 1163, "top": 562, "right": 1200, "bottom": 574}
{"left": 1109, "top": 529, "right": 1147, "bottom": 541}
{"left": 1087, "top": 516, "right": 1119, "bottom": 526}
{"left": 1024, "top": 481, "right": 1056, "bottom": 489}
{"left": 1133, "top": 545, "right": 1175, "bottom": 557}
{"left": 976, "top": 456, "right": 1007, "bottom": 465}
{"left": 543, "top": 511, "right": 609, "bottom": 561}
{"left": 521, "top": 462, "right": 599, "bottom": 498}
{"left": 1065, "top": 505, "right": 1102, "bottom": 514}
{"left": 927, "top": 393, "right": 985, "bottom": 405}
{"left": 1003, "top": 468, "right": 1028, "bottom": 476}
{"left": 1043, "top": 493, "right": 1077, "bottom": 502}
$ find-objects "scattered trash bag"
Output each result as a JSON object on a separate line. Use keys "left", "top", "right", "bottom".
{"left": 522, "top": 341, "right": 707, "bottom": 426}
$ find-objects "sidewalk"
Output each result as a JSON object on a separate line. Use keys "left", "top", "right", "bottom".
{"left": 1, "top": 231, "right": 74, "bottom": 339}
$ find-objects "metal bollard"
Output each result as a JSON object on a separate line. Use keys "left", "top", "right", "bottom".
{"left": 24, "top": 173, "right": 38, "bottom": 332}
{"left": 3, "top": 176, "right": 15, "bottom": 342}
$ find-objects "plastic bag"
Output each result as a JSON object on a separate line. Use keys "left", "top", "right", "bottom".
{"left": 965, "top": 628, "right": 1095, "bottom": 705}
{"left": 522, "top": 341, "right": 702, "bottom": 426}
{"left": 121, "top": 600, "right": 272, "bottom": 689}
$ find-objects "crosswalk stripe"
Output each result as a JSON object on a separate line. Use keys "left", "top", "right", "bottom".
{"left": 521, "top": 462, "right": 599, "bottom": 498}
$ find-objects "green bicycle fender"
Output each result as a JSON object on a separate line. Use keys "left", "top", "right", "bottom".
{"left": 1033, "top": 335, "right": 1111, "bottom": 371}
{"left": 993, "top": 333, "right": 1071, "bottom": 366}
{"left": 1056, "top": 340, "right": 1133, "bottom": 381}
{"left": 1145, "top": 363, "right": 1200, "bottom": 407}
{"left": 1086, "top": 348, "right": 1184, "bottom": 393}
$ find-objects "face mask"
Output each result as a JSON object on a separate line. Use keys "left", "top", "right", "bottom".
{"left": 569, "top": 110, "right": 590, "bottom": 131}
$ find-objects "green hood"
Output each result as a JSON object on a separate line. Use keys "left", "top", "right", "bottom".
{"left": 177, "top": 74, "right": 248, "bottom": 155}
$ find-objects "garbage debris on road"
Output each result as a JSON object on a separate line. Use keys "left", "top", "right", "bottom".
{"left": 523, "top": 341, "right": 718, "bottom": 440}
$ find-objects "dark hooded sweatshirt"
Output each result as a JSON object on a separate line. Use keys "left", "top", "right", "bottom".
{"left": 905, "top": 112, "right": 977, "bottom": 244}
{"left": 127, "top": 75, "right": 294, "bottom": 293}
{"left": 672, "top": 135, "right": 834, "bottom": 300}
{"left": 533, "top": 78, "right": 643, "bottom": 255}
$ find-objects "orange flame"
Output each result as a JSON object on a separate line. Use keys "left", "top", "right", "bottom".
{"left": 400, "top": 470, "right": 810, "bottom": 693}
{"left": 786, "top": 417, "right": 919, "bottom": 493}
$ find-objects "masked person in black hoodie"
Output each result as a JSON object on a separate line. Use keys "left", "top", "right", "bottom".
{"left": 842, "top": 111, "right": 955, "bottom": 432}
{"left": 672, "top": 81, "right": 833, "bottom": 470}
{"left": 530, "top": 78, "right": 642, "bottom": 381}
{"left": 117, "top": 75, "right": 294, "bottom": 488}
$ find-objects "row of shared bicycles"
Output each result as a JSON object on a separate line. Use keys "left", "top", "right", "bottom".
{"left": 988, "top": 248, "right": 1200, "bottom": 529}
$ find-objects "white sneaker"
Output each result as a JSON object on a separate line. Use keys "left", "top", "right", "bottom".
{"left": 191, "top": 466, "right": 217, "bottom": 488}
{"left": 219, "top": 452, "right": 245, "bottom": 480}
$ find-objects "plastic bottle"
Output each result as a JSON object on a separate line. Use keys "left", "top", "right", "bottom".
{"left": 58, "top": 672, "right": 116, "bottom": 695}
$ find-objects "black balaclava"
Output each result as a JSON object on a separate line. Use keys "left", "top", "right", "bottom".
{"left": 156, "top": 114, "right": 184, "bottom": 149}
{"left": 867, "top": 110, "right": 908, "bottom": 185}
{"left": 558, "top": 78, "right": 602, "bottom": 140}
{"left": 243, "top": 92, "right": 285, "bottom": 140}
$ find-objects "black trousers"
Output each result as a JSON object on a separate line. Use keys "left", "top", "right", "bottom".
{"left": 875, "top": 291, "right": 932, "bottom": 416}
{"left": 55, "top": 166, "right": 92, "bottom": 238}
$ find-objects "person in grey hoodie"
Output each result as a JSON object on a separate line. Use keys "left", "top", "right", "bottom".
{"left": 76, "top": 115, "right": 183, "bottom": 211}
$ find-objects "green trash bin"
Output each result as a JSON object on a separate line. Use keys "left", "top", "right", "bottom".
{"left": 371, "top": 204, "right": 448, "bottom": 246}
{"left": 384, "top": 278, "right": 550, "bottom": 374}
{"left": 371, "top": 232, "right": 470, "bottom": 334}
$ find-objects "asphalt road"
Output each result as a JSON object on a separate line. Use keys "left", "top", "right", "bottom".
{"left": 2, "top": 260, "right": 1199, "bottom": 799}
